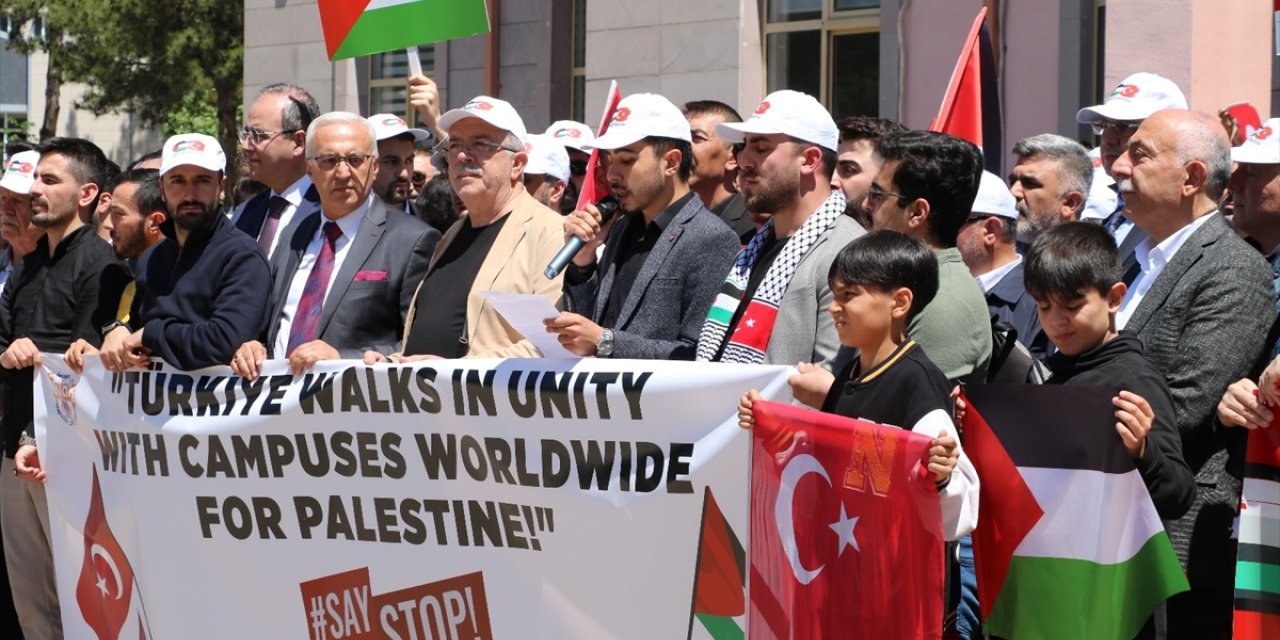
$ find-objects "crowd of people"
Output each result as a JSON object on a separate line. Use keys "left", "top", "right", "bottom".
{"left": 0, "top": 68, "right": 1275, "bottom": 639}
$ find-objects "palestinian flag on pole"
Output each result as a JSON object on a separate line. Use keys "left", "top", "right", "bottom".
{"left": 687, "top": 487, "right": 745, "bottom": 640}
{"left": 928, "top": 6, "right": 1003, "bottom": 175}
{"left": 1234, "top": 410, "right": 1280, "bottom": 639}
{"left": 317, "top": 0, "right": 490, "bottom": 60}
{"left": 962, "top": 384, "right": 1188, "bottom": 640}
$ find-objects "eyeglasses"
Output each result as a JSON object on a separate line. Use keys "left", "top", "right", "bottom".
{"left": 1091, "top": 120, "right": 1142, "bottom": 136}
{"left": 309, "top": 153, "right": 374, "bottom": 171}
{"left": 444, "top": 138, "right": 521, "bottom": 158}
{"left": 866, "top": 186, "right": 910, "bottom": 206}
{"left": 237, "top": 126, "right": 297, "bottom": 147}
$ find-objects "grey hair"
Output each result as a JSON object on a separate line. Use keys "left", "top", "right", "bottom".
{"left": 1172, "top": 112, "right": 1232, "bottom": 201}
{"left": 305, "top": 112, "right": 379, "bottom": 157}
{"left": 1012, "top": 133, "right": 1093, "bottom": 197}
{"left": 256, "top": 84, "right": 320, "bottom": 133}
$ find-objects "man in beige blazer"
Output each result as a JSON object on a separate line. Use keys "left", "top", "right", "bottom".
{"left": 367, "top": 96, "right": 564, "bottom": 361}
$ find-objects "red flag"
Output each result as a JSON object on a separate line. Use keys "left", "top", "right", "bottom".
{"left": 76, "top": 467, "right": 136, "bottom": 640}
{"left": 929, "top": 7, "right": 1002, "bottom": 174}
{"left": 749, "top": 401, "right": 944, "bottom": 639}
{"left": 575, "top": 81, "right": 623, "bottom": 211}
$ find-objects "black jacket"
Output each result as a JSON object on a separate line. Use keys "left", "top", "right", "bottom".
{"left": 1045, "top": 332, "right": 1195, "bottom": 519}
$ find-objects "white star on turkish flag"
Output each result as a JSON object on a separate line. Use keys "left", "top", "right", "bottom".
{"left": 745, "top": 317, "right": 756, "bottom": 328}
{"left": 828, "top": 503, "right": 860, "bottom": 556}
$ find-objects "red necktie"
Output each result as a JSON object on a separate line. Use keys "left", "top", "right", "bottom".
{"left": 286, "top": 221, "right": 342, "bottom": 355}
{"left": 257, "top": 195, "right": 289, "bottom": 253}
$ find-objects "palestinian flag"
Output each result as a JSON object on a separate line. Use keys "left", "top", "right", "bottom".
{"left": 928, "top": 6, "right": 1003, "bottom": 175}
{"left": 962, "top": 384, "right": 1188, "bottom": 640}
{"left": 688, "top": 487, "right": 745, "bottom": 640}
{"left": 317, "top": 0, "right": 490, "bottom": 61}
{"left": 1234, "top": 412, "right": 1280, "bottom": 638}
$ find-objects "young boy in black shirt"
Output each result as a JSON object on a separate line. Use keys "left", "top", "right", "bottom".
{"left": 740, "top": 230, "right": 980, "bottom": 540}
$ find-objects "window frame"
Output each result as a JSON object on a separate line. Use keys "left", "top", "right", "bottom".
{"left": 762, "top": 1, "right": 880, "bottom": 108}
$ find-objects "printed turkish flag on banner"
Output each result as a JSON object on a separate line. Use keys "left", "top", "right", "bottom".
{"left": 749, "top": 401, "right": 944, "bottom": 640}
{"left": 75, "top": 467, "right": 136, "bottom": 640}
{"left": 747, "top": 401, "right": 947, "bottom": 637}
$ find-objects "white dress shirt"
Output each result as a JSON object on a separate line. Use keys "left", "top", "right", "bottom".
{"left": 1116, "top": 212, "right": 1217, "bottom": 330}
{"left": 273, "top": 196, "right": 371, "bottom": 356}
{"left": 975, "top": 256, "right": 1022, "bottom": 295}
{"left": 231, "top": 174, "right": 314, "bottom": 256}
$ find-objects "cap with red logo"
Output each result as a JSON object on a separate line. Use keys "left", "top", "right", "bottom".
{"left": 1076, "top": 72, "right": 1187, "bottom": 124}
{"left": 1231, "top": 117, "right": 1279, "bottom": 165}
{"left": 160, "top": 133, "right": 226, "bottom": 176}
{"left": 585, "top": 93, "right": 692, "bottom": 151}
{"left": 437, "top": 95, "right": 528, "bottom": 143}
{"left": 0, "top": 150, "right": 40, "bottom": 195}
{"left": 366, "top": 113, "right": 431, "bottom": 143}
{"left": 544, "top": 120, "right": 595, "bottom": 152}
{"left": 715, "top": 90, "right": 838, "bottom": 152}
{"left": 523, "top": 134, "right": 571, "bottom": 183}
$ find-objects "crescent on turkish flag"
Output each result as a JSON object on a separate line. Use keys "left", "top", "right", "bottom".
{"left": 748, "top": 401, "right": 945, "bottom": 640}
{"left": 75, "top": 466, "right": 137, "bottom": 640}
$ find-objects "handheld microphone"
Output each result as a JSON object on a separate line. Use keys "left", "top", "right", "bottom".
{"left": 544, "top": 197, "right": 621, "bottom": 279}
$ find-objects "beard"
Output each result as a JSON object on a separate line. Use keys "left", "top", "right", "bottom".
{"left": 378, "top": 179, "right": 409, "bottom": 205}
{"left": 742, "top": 170, "right": 800, "bottom": 215}
{"left": 171, "top": 200, "right": 219, "bottom": 231}
{"left": 30, "top": 200, "right": 76, "bottom": 229}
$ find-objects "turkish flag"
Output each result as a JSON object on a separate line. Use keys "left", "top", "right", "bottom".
{"left": 76, "top": 467, "right": 136, "bottom": 640}
{"left": 749, "top": 401, "right": 945, "bottom": 640}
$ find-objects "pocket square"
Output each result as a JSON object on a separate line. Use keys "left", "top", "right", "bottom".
{"left": 354, "top": 270, "right": 388, "bottom": 282}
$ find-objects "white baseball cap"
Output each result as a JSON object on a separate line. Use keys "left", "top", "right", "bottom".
{"left": 1231, "top": 118, "right": 1279, "bottom": 165}
{"left": 0, "top": 150, "right": 39, "bottom": 195}
{"left": 1082, "top": 167, "right": 1118, "bottom": 221}
{"left": 545, "top": 120, "right": 595, "bottom": 152}
{"left": 586, "top": 94, "right": 692, "bottom": 150}
{"left": 715, "top": 90, "right": 838, "bottom": 152}
{"left": 367, "top": 113, "right": 431, "bottom": 143}
{"left": 1076, "top": 72, "right": 1187, "bottom": 124}
{"left": 523, "top": 134, "right": 570, "bottom": 183}
{"left": 437, "top": 95, "right": 528, "bottom": 142}
{"left": 160, "top": 133, "right": 226, "bottom": 176}
{"left": 972, "top": 171, "right": 1017, "bottom": 220}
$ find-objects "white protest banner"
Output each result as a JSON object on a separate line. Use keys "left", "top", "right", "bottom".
{"left": 36, "top": 357, "right": 792, "bottom": 639}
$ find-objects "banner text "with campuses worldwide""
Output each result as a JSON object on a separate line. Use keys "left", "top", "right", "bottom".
{"left": 93, "top": 362, "right": 695, "bottom": 547}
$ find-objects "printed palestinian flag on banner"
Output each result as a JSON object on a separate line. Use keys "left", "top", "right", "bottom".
{"left": 317, "top": 0, "right": 490, "bottom": 61}
{"left": 1234, "top": 409, "right": 1280, "bottom": 639}
{"left": 687, "top": 488, "right": 745, "bottom": 640}
{"left": 962, "top": 384, "right": 1188, "bottom": 640}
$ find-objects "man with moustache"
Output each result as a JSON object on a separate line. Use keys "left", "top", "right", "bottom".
{"left": 546, "top": 93, "right": 740, "bottom": 359}
{"left": 0, "top": 150, "right": 46, "bottom": 299}
{"left": 368, "top": 114, "right": 431, "bottom": 214}
{"left": 229, "top": 112, "right": 437, "bottom": 379}
{"left": 695, "top": 90, "right": 863, "bottom": 366}
{"left": 98, "top": 134, "right": 270, "bottom": 372}
{"left": 0, "top": 137, "right": 129, "bottom": 639}
{"left": 831, "top": 116, "right": 906, "bottom": 229}
{"left": 1007, "top": 133, "right": 1092, "bottom": 244}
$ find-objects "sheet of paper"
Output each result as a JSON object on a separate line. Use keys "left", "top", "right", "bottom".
{"left": 483, "top": 292, "right": 578, "bottom": 358}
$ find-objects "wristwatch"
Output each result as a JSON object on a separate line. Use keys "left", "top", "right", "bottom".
{"left": 595, "top": 329, "right": 615, "bottom": 358}
{"left": 100, "top": 320, "right": 127, "bottom": 337}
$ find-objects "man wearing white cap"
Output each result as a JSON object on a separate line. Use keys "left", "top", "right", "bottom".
{"left": 0, "top": 150, "right": 46, "bottom": 299}
{"left": 99, "top": 133, "right": 271, "bottom": 373}
{"left": 368, "top": 113, "right": 431, "bottom": 214}
{"left": 546, "top": 120, "right": 595, "bottom": 213}
{"left": 522, "top": 133, "right": 570, "bottom": 212}
{"left": 958, "top": 171, "right": 1047, "bottom": 357}
{"left": 546, "top": 93, "right": 739, "bottom": 359}
{"left": 1077, "top": 72, "right": 1188, "bottom": 273}
{"left": 1228, "top": 118, "right": 1280, "bottom": 311}
{"left": 694, "top": 89, "right": 864, "bottom": 367}
{"left": 1008, "top": 133, "right": 1092, "bottom": 245}
{"left": 383, "top": 95, "right": 564, "bottom": 359}
{"left": 0, "top": 137, "right": 129, "bottom": 639}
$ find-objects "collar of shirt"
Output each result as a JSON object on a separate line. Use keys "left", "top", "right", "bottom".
{"left": 975, "top": 256, "right": 1022, "bottom": 295}
{"left": 276, "top": 174, "right": 314, "bottom": 207}
{"left": 631, "top": 191, "right": 691, "bottom": 235}
{"left": 319, "top": 194, "right": 372, "bottom": 242}
{"left": 1133, "top": 211, "right": 1218, "bottom": 277}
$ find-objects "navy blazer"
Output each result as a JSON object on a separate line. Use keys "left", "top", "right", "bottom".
{"left": 235, "top": 184, "right": 322, "bottom": 265}
{"left": 985, "top": 262, "right": 1049, "bottom": 360}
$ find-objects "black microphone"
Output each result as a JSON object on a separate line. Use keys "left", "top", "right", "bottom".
{"left": 544, "top": 197, "right": 620, "bottom": 279}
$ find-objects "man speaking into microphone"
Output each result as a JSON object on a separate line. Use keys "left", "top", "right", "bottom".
{"left": 545, "top": 93, "right": 740, "bottom": 359}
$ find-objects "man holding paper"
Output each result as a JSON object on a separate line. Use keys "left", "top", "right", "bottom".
{"left": 546, "top": 93, "right": 739, "bottom": 359}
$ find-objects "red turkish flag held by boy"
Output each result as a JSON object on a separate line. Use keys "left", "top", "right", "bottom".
{"left": 749, "top": 401, "right": 945, "bottom": 640}
{"left": 76, "top": 466, "right": 136, "bottom": 640}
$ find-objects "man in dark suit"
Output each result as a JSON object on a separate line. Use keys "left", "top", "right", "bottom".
{"left": 231, "top": 83, "right": 322, "bottom": 264}
{"left": 547, "top": 93, "right": 740, "bottom": 359}
{"left": 230, "top": 112, "right": 438, "bottom": 379}
{"left": 1111, "top": 109, "right": 1274, "bottom": 639}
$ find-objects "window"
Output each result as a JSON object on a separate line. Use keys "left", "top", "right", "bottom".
{"left": 364, "top": 47, "right": 435, "bottom": 124}
{"left": 764, "top": 0, "right": 880, "bottom": 119}
{"left": 571, "top": 0, "right": 587, "bottom": 121}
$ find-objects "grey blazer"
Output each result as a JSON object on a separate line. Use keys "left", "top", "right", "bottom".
{"left": 565, "top": 194, "right": 740, "bottom": 360}
{"left": 265, "top": 199, "right": 439, "bottom": 358}
{"left": 764, "top": 214, "right": 865, "bottom": 367}
{"left": 1125, "top": 213, "right": 1274, "bottom": 589}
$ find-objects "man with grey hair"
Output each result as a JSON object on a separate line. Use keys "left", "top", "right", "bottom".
{"left": 233, "top": 83, "right": 322, "bottom": 262}
{"left": 231, "top": 112, "right": 437, "bottom": 379}
{"left": 1008, "top": 133, "right": 1092, "bottom": 245}
{"left": 1111, "top": 109, "right": 1273, "bottom": 639}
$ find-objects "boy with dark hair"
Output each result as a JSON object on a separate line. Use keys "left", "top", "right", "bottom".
{"left": 741, "top": 230, "right": 980, "bottom": 541}
{"left": 1023, "top": 222, "right": 1194, "bottom": 518}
